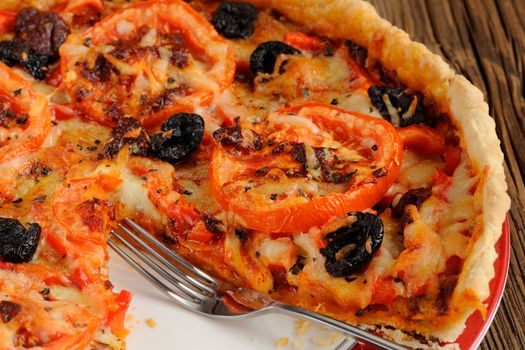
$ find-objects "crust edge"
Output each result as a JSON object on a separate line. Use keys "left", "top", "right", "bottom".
{"left": 438, "top": 76, "right": 511, "bottom": 340}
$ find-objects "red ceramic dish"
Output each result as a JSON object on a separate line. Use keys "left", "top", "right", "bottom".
{"left": 354, "top": 216, "right": 511, "bottom": 350}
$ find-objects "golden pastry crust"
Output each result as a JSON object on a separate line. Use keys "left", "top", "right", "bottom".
{"left": 241, "top": 0, "right": 510, "bottom": 344}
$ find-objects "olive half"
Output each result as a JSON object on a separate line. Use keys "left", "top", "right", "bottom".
{"left": 0, "top": 217, "right": 41, "bottom": 263}
{"left": 249, "top": 41, "right": 300, "bottom": 75}
{"left": 150, "top": 113, "right": 204, "bottom": 163}
{"left": 320, "top": 212, "right": 383, "bottom": 277}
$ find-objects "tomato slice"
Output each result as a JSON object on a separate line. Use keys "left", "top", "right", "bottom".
{"left": 53, "top": 176, "right": 120, "bottom": 246}
{"left": 398, "top": 124, "right": 445, "bottom": 156}
{"left": 0, "top": 11, "right": 15, "bottom": 34}
{"left": 0, "top": 63, "right": 53, "bottom": 163}
{"left": 9, "top": 297, "right": 100, "bottom": 350}
{"left": 370, "top": 276, "right": 398, "bottom": 305}
{"left": 210, "top": 103, "right": 403, "bottom": 233}
{"left": 60, "top": 0, "right": 235, "bottom": 127}
{"left": 284, "top": 32, "right": 326, "bottom": 52}
{"left": 443, "top": 146, "right": 462, "bottom": 176}
{"left": 50, "top": 174, "right": 121, "bottom": 288}
{"left": 0, "top": 265, "right": 101, "bottom": 350}
{"left": 123, "top": 155, "right": 221, "bottom": 245}
{"left": 105, "top": 289, "right": 132, "bottom": 339}
{"left": 62, "top": 0, "right": 102, "bottom": 14}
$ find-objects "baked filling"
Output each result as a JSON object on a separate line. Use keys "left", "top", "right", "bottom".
{"left": 0, "top": 1, "right": 508, "bottom": 349}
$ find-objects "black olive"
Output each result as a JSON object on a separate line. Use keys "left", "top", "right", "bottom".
{"left": 320, "top": 212, "right": 383, "bottom": 277}
{"left": 0, "top": 218, "right": 41, "bottom": 263}
{"left": 0, "top": 41, "right": 19, "bottom": 66}
{"left": 289, "top": 255, "right": 306, "bottom": 275}
{"left": 392, "top": 188, "right": 432, "bottom": 223}
{"left": 150, "top": 113, "right": 204, "bottom": 163}
{"left": 249, "top": 41, "right": 301, "bottom": 75}
{"left": 211, "top": 2, "right": 258, "bottom": 39}
{"left": 14, "top": 8, "right": 70, "bottom": 59}
{"left": 344, "top": 40, "right": 367, "bottom": 67}
{"left": 0, "top": 41, "right": 49, "bottom": 80}
{"left": 367, "top": 85, "right": 426, "bottom": 127}
{"left": 0, "top": 8, "right": 69, "bottom": 80}
{"left": 19, "top": 53, "right": 49, "bottom": 80}
{"left": 0, "top": 300, "right": 21, "bottom": 323}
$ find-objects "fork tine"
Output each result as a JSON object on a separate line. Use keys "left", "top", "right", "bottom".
{"left": 334, "top": 338, "right": 359, "bottom": 350}
{"left": 107, "top": 239, "right": 201, "bottom": 309}
{"left": 116, "top": 224, "right": 217, "bottom": 296}
{"left": 111, "top": 230, "right": 213, "bottom": 303}
{"left": 124, "top": 218, "right": 217, "bottom": 285}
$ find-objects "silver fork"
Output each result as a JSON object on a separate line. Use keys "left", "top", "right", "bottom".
{"left": 108, "top": 218, "right": 407, "bottom": 350}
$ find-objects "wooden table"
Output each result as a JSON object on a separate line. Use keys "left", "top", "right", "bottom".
{"left": 367, "top": 0, "right": 525, "bottom": 348}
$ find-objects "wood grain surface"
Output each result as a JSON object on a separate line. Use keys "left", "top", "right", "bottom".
{"left": 366, "top": 0, "right": 525, "bottom": 348}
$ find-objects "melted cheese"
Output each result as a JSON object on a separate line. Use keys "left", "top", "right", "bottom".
{"left": 224, "top": 231, "right": 274, "bottom": 293}
{"left": 258, "top": 237, "right": 296, "bottom": 269}
{"left": 396, "top": 150, "right": 443, "bottom": 188}
{"left": 92, "top": 329, "right": 126, "bottom": 350}
{"left": 394, "top": 207, "right": 446, "bottom": 297}
{"left": 94, "top": 162, "right": 162, "bottom": 222}
{"left": 116, "top": 20, "right": 134, "bottom": 36}
{"left": 268, "top": 113, "right": 323, "bottom": 135}
{"left": 294, "top": 233, "right": 373, "bottom": 308}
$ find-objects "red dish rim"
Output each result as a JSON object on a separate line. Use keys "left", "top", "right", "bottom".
{"left": 454, "top": 215, "right": 511, "bottom": 349}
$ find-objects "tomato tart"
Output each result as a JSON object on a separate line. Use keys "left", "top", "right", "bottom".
{"left": 0, "top": 0, "right": 509, "bottom": 349}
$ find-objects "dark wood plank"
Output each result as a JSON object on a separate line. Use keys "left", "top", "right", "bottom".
{"left": 367, "top": 0, "right": 525, "bottom": 348}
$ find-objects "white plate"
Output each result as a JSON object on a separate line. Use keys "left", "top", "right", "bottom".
{"left": 109, "top": 251, "right": 351, "bottom": 350}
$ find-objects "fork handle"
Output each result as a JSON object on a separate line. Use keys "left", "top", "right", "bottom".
{"left": 269, "top": 304, "right": 407, "bottom": 350}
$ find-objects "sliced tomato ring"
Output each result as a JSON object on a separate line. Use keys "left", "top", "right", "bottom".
{"left": 0, "top": 63, "right": 54, "bottom": 163}
{"left": 60, "top": 0, "right": 235, "bottom": 128}
{"left": 210, "top": 103, "right": 403, "bottom": 233}
{"left": 50, "top": 174, "right": 121, "bottom": 285}
{"left": 52, "top": 176, "right": 120, "bottom": 245}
